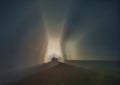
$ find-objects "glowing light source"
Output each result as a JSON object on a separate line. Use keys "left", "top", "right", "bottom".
{"left": 44, "top": 38, "right": 64, "bottom": 63}
{"left": 40, "top": 1, "right": 71, "bottom": 63}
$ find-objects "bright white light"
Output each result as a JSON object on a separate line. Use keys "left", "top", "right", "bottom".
{"left": 44, "top": 38, "right": 64, "bottom": 63}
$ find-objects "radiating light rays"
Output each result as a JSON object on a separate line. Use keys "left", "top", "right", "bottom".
{"left": 62, "top": 11, "right": 107, "bottom": 60}
{"left": 63, "top": 31, "right": 87, "bottom": 60}
{"left": 39, "top": 0, "right": 71, "bottom": 63}
{"left": 39, "top": 0, "right": 111, "bottom": 61}
{"left": 42, "top": 20, "right": 66, "bottom": 63}
{"left": 63, "top": 27, "right": 99, "bottom": 60}
{"left": 64, "top": 40, "right": 78, "bottom": 60}
{"left": 44, "top": 38, "right": 64, "bottom": 62}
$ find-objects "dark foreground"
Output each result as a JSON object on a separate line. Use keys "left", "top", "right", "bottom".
{"left": 4, "top": 61, "right": 120, "bottom": 85}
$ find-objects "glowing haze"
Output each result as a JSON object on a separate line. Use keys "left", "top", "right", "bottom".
{"left": 44, "top": 38, "right": 64, "bottom": 62}
{"left": 40, "top": 0, "right": 71, "bottom": 62}
{"left": 0, "top": 0, "right": 120, "bottom": 75}
{"left": 39, "top": 0, "right": 119, "bottom": 62}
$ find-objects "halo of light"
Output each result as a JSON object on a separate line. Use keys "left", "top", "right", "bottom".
{"left": 44, "top": 38, "right": 64, "bottom": 63}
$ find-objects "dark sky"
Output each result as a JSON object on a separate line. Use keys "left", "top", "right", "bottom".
{"left": 0, "top": 0, "right": 120, "bottom": 75}
{"left": 0, "top": 0, "right": 46, "bottom": 74}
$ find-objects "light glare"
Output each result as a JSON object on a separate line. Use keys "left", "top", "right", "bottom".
{"left": 44, "top": 38, "right": 64, "bottom": 62}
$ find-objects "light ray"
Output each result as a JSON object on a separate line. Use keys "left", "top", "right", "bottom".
{"left": 39, "top": 0, "right": 71, "bottom": 63}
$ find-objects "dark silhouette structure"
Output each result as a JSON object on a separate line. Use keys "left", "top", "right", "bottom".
{"left": 51, "top": 57, "right": 58, "bottom": 62}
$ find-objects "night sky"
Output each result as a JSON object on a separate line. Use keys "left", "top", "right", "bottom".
{"left": 0, "top": 0, "right": 120, "bottom": 75}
